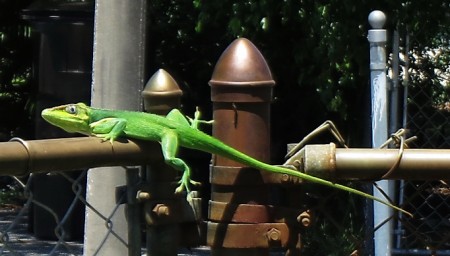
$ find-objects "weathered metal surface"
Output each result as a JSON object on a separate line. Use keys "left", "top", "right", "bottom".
{"left": 294, "top": 143, "right": 450, "bottom": 180}
{"left": 0, "top": 137, "right": 161, "bottom": 176}
{"left": 209, "top": 38, "right": 274, "bottom": 167}
{"left": 285, "top": 143, "right": 337, "bottom": 180}
{"left": 208, "top": 201, "right": 309, "bottom": 227}
{"left": 209, "top": 201, "right": 273, "bottom": 223}
{"left": 210, "top": 103, "right": 272, "bottom": 167}
{"left": 210, "top": 165, "right": 302, "bottom": 186}
{"left": 5, "top": 138, "right": 450, "bottom": 180}
{"left": 208, "top": 38, "right": 276, "bottom": 254}
{"left": 142, "top": 68, "right": 183, "bottom": 115}
{"left": 209, "top": 38, "right": 275, "bottom": 103}
{"left": 207, "top": 222, "right": 298, "bottom": 249}
{"left": 142, "top": 69, "right": 201, "bottom": 255}
{"left": 210, "top": 185, "right": 269, "bottom": 204}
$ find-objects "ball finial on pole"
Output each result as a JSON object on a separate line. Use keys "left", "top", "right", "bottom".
{"left": 368, "top": 10, "right": 386, "bottom": 29}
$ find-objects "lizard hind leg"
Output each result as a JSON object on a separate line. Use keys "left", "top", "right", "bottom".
{"left": 161, "top": 131, "right": 201, "bottom": 193}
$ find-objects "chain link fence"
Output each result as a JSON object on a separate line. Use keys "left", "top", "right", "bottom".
{"left": 0, "top": 169, "right": 132, "bottom": 255}
{"left": 392, "top": 66, "right": 450, "bottom": 254}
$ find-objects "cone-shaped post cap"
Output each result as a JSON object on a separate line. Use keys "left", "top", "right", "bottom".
{"left": 210, "top": 38, "right": 275, "bottom": 86}
{"left": 142, "top": 69, "right": 182, "bottom": 114}
{"left": 143, "top": 69, "right": 182, "bottom": 96}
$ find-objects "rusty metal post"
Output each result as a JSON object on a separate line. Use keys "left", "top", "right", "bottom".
{"left": 208, "top": 38, "right": 277, "bottom": 255}
{"left": 142, "top": 69, "right": 203, "bottom": 255}
{"left": 142, "top": 69, "right": 183, "bottom": 256}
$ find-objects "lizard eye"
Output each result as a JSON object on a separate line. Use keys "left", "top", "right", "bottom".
{"left": 65, "top": 105, "right": 77, "bottom": 114}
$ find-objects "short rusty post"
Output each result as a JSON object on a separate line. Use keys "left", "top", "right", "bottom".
{"left": 142, "top": 69, "right": 182, "bottom": 256}
{"left": 207, "top": 38, "right": 275, "bottom": 255}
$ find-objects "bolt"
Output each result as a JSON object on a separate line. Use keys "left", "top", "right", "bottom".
{"left": 136, "top": 190, "right": 151, "bottom": 201}
{"left": 281, "top": 174, "right": 290, "bottom": 182}
{"left": 297, "top": 210, "right": 312, "bottom": 228}
{"left": 266, "top": 228, "right": 281, "bottom": 242}
{"left": 293, "top": 159, "right": 303, "bottom": 170}
{"left": 153, "top": 204, "right": 170, "bottom": 216}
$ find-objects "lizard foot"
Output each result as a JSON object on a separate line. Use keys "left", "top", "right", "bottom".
{"left": 175, "top": 172, "right": 201, "bottom": 193}
{"left": 94, "top": 134, "right": 115, "bottom": 144}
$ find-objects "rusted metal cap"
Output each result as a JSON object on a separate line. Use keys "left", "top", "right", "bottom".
{"left": 209, "top": 38, "right": 275, "bottom": 102}
{"left": 142, "top": 69, "right": 183, "bottom": 114}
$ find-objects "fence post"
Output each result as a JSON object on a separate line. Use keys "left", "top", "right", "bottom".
{"left": 141, "top": 69, "right": 183, "bottom": 256}
{"left": 208, "top": 38, "right": 275, "bottom": 256}
{"left": 368, "top": 10, "right": 394, "bottom": 256}
{"left": 83, "top": 1, "right": 148, "bottom": 255}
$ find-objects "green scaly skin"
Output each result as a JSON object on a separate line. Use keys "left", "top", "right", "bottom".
{"left": 41, "top": 103, "right": 412, "bottom": 217}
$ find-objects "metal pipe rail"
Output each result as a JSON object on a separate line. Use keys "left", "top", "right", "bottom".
{"left": 0, "top": 137, "right": 161, "bottom": 176}
{"left": 291, "top": 143, "right": 450, "bottom": 181}
{"left": 1, "top": 138, "right": 449, "bottom": 181}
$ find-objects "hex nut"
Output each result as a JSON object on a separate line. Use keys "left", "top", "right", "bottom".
{"left": 266, "top": 228, "right": 281, "bottom": 242}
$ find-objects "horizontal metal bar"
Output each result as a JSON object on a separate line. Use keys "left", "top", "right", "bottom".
{"left": 298, "top": 143, "right": 450, "bottom": 180}
{"left": 0, "top": 137, "right": 162, "bottom": 176}
{"left": 4, "top": 138, "right": 449, "bottom": 180}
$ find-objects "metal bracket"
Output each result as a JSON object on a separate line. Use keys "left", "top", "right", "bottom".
{"left": 285, "top": 120, "right": 347, "bottom": 161}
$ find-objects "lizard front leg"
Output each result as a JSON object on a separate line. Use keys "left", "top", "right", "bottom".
{"left": 89, "top": 118, "right": 127, "bottom": 143}
{"left": 187, "top": 107, "right": 213, "bottom": 130}
{"left": 161, "top": 130, "right": 201, "bottom": 193}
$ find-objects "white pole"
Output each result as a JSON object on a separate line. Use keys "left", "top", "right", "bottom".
{"left": 83, "top": 1, "right": 147, "bottom": 255}
{"left": 368, "top": 10, "right": 394, "bottom": 256}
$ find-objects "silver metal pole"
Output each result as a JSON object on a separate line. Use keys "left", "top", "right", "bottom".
{"left": 84, "top": 1, "right": 148, "bottom": 255}
{"left": 368, "top": 10, "right": 393, "bottom": 256}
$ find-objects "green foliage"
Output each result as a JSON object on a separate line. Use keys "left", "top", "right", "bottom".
{"left": 148, "top": 0, "right": 449, "bottom": 149}
{"left": 0, "top": 0, "right": 33, "bottom": 140}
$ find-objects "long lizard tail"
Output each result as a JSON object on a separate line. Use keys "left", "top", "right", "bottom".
{"left": 190, "top": 129, "right": 413, "bottom": 217}
{"left": 210, "top": 142, "right": 413, "bottom": 218}
{"left": 259, "top": 163, "right": 413, "bottom": 218}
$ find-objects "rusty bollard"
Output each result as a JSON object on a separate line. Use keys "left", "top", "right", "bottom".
{"left": 207, "top": 38, "right": 278, "bottom": 256}
{"left": 142, "top": 69, "right": 203, "bottom": 256}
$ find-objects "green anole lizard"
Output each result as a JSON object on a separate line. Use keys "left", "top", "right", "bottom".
{"left": 41, "top": 103, "right": 412, "bottom": 217}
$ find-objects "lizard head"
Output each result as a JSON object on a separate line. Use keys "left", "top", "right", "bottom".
{"left": 41, "top": 103, "right": 92, "bottom": 135}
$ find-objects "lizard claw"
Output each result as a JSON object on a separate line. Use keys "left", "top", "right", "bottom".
{"left": 94, "top": 134, "right": 115, "bottom": 144}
